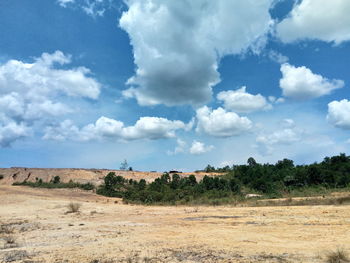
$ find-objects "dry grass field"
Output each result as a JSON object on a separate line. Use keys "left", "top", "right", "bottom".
{"left": 1, "top": 185, "right": 350, "bottom": 263}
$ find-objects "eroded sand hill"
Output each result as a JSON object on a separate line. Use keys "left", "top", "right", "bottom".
{"left": 1, "top": 185, "right": 349, "bottom": 262}
{"left": 0, "top": 168, "right": 222, "bottom": 186}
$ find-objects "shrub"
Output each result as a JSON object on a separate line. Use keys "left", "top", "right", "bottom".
{"left": 66, "top": 202, "right": 81, "bottom": 213}
{"left": 52, "top": 176, "right": 60, "bottom": 184}
{"left": 0, "top": 174, "right": 4, "bottom": 180}
{"left": 325, "top": 249, "right": 350, "bottom": 263}
{"left": 0, "top": 224, "right": 14, "bottom": 234}
{"left": 79, "top": 183, "right": 95, "bottom": 191}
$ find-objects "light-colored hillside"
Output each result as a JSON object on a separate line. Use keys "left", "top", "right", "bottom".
{"left": 0, "top": 167, "right": 222, "bottom": 186}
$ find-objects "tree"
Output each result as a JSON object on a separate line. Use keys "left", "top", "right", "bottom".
{"left": 120, "top": 159, "right": 129, "bottom": 170}
{"left": 52, "top": 176, "right": 60, "bottom": 184}
{"left": 247, "top": 157, "right": 257, "bottom": 167}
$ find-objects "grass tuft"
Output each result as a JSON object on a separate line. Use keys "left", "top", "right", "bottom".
{"left": 326, "top": 249, "right": 350, "bottom": 263}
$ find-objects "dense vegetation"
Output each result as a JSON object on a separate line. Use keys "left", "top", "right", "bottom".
{"left": 97, "top": 153, "right": 350, "bottom": 204}
{"left": 96, "top": 172, "right": 241, "bottom": 205}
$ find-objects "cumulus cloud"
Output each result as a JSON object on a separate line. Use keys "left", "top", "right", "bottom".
{"left": 256, "top": 120, "right": 303, "bottom": 155}
{"left": 279, "top": 63, "right": 344, "bottom": 99}
{"left": 0, "top": 121, "right": 31, "bottom": 147}
{"left": 327, "top": 99, "right": 350, "bottom": 129}
{"left": 217, "top": 86, "right": 271, "bottom": 113}
{"left": 189, "top": 140, "right": 214, "bottom": 155}
{"left": 120, "top": 0, "right": 274, "bottom": 106}
{"left": 196, "top": 106, "right": 252, "bottom": 137}
{"left": 44, "top": 116, "right": 188, "bottom": 142}
{"left": 167, "top": 138, "right": 213, "bottom": 155}
{"left": 276, "top": 0, "right": 350, "bottom": 44}
{"left": 0, "top": 51, "right": 100, "bottom": 101}
{"left": 0, "top": 51, "right": 102, "bottom": 146}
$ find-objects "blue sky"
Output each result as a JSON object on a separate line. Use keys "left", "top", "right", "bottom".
{"left": 0, "top": 0, "right": 349, "bottom": 171}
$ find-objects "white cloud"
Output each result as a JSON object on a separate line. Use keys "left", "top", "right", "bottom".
{"left": 120, "top": 0, "right": 274, "bottom": 106}
{"left": 44, "top": 116, "right": 188, "bottom": 142}
{"left": 189, "top": 140, "right": 214, "bottom": 155}
{"left": 82, "top": 0, "right": 107, "bottom": 17}
{"left": 196, "top": 106, "right": 252, "bottom": 137}
{"left": 0, "top": 51, "right": 102, "bottom": 146}
{"left": 280, "top": 118, "right": 295, "bottom": 128}
{"left": 167, "top": 138, "right": 213, "bottom": 155}
{"left": 43, "top": 120, "right": 81, "bottom": 141}
{"left": 167, "top": 138, "right": 187, "bottom": 155}
{"left": 276, "top": 0, "right": 350, "bottom": 44}
{"left": 121, "top": 117, "right": 186, "bottom": 140}
{"left": 57, "top": 0, "right": 75, "bottom": 8}
{"left": 0, "top": 121, "right": 31, "bottom": 147}
{"left": 267, "top": 50, "right": 289, "bottom": 64}
{"left": 257, "top": 129, "right": 301, "bottom": 146}
{"left": 57, "top": 0, "right": 113, "bottom": 17}
{"left": 0, "top": 51, "right": 101, "bottom": 101}
{"left": 217, "top": 86, "right": 271, "bottom": 113}
{"left": 279, "top": 63, "right": 344, "bottom": 99}
{"left": 256, "top": 123, "right": 302, "bottom": 155}
{"left": 268, "top": 96, "right": 285, "bottom": 104}
{"left": 327, "top": 99, "right": 350, "bottom": 129}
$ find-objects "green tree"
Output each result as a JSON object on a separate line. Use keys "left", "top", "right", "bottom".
{"left": 247, "top": 157, "right": 257, "bottom": 167}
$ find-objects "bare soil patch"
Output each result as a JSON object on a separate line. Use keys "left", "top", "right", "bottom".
{"left": 1, "top": 185, "right": 349, "bottom": 262}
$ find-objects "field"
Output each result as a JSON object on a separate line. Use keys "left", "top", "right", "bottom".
{"left": 1, "top": 185, "right": 350, "bottom": 262}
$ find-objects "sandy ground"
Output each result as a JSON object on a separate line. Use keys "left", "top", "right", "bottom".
{"left": 0, "top": 185, "right": 349, "bottom": 263}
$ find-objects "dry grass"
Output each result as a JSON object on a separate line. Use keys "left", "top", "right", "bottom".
{"left": 252, "top": 195, "right": 350, "bottom": 207}
{"left": 66, "top": 202, "right": 81, "bottom": 213}
{"left": 3, "top": 235, "right": 16, "bottom": 244}
{"left": 326, "top": 249, "right": 350, "bottom": 263}
{"left": 0, "top": 225, "right": 14, "bottom": 235}
{"left": 2, "top": 235, "right": 18, "bottom": 249}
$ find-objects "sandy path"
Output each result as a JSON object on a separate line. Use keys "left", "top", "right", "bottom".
{"left": 0, "top": 185, "right": 349, "bottom": 262}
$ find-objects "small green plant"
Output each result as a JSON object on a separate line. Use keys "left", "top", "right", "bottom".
{"left": 66, "top": 202, "right": 81, "bottom": 213}
{"left": 326, "top": 249, "right": 350, "bottom": 263}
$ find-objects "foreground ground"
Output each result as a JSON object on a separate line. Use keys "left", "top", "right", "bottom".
{"left": 0, "top": 186, "right": 349, "bottom": 262}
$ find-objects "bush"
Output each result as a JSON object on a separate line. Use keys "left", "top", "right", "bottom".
{"left": 66, "top": 202, "right": 81, "bottom": 213}
{"left": 52, "top": 176, "right": 60, "bottom": 184}
{"left": 0, "top": 174, "right": 4, "bottom": 180}
{"left": 325, "top": 249, "right": 350, "bottom": 263}
{"left": 13, "top": 180, "right": 95, "bottom": 191}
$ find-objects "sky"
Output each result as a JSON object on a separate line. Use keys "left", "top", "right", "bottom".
{"left": 0, "top": 0, "right": 350, "bottom": 171}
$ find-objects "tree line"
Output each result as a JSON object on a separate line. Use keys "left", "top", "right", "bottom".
{"left": 96, "top": 153, "right": 350, "bottom": 204}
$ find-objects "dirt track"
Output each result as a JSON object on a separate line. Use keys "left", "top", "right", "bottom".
{"left": 0, "top": 185, "right": 349, "bottom": 262}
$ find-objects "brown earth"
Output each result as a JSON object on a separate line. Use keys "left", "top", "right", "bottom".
{"left": 0, "top": 168, "right": 222, "bottom": 186}
{"left": 1, "top": 185, "right": 350, "bottom": 262}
